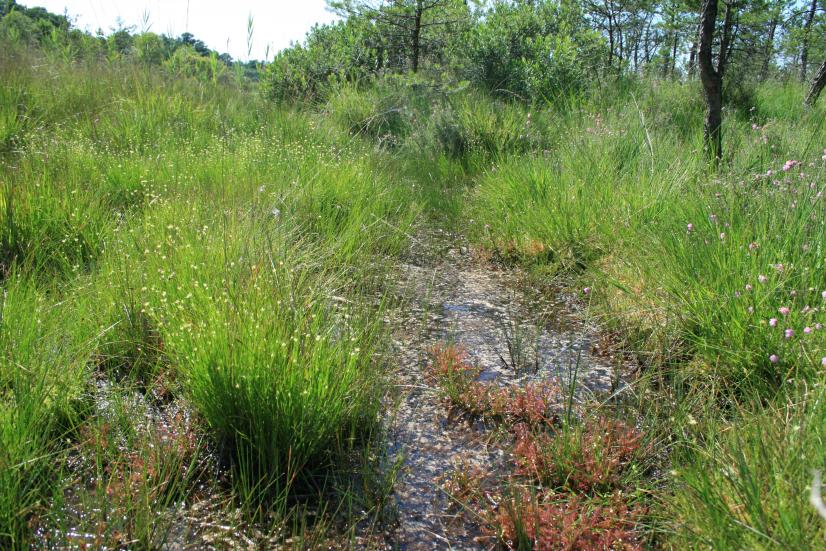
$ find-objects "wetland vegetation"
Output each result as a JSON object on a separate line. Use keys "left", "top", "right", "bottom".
{"left": 2, "top": 0, "right": 826, "bottom": 548}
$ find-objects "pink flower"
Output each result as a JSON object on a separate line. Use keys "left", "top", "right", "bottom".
{"left": 774, "top": 263, "right": 785, "bottom": 272}
{"left": 804, "top": 326, "right": 813, "bottom": 335}
{"left": 583, "top": 287, "right": 591, "bottom": 295}
{"left": 817, "top": 323, "right": 823, "bottom": 330}
{"left": 749, "top": 242, "right": 759, "bottom": 251}
{"left": 769, "top": 318, "right": 778, "bottom": 327}
{"left": 822, "top": 357, "right": 826, "bottom": 367}
{"left": 785, "top": 328, "right": 794, "bottom": 339}
{"left": 821, "top": 290, "right": 826, "bottom": 300}
{"left": 687, "top": 223, "right": 694, "bottom": 233}
{"left": 745, "top": 284, "right": 753, "bottom": 291}
{"left": 758, "top": 274, "right": 768, "bottom": 284}
{"left": 767, "top": 170, "right": 774, "bottom": 177}
{"left": 779, "top": 307, "right": 791, "bottom": 316}
{"left": 719, "top": 232, "right": 726, "bottom": 240}
{"left": 770, "top": 354, "right": 779, "bottom": 363}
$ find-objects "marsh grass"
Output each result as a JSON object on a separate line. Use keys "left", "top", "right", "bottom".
{"left": 0, "top": 41, "right": 418, "bottom": 547}
{"left": 5, "top": 25, "right": 826, "bottom": 548}
{"left": 0, "top": 278, "right": 95, "bottom": 548}
{"left": 459, "top": 80, "right": 826, "bottom": 547}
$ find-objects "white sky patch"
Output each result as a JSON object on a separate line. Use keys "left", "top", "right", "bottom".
{"left": 24, "top": 0, "right": 339, "bottom": 61}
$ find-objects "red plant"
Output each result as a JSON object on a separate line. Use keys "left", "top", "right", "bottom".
{"left": 438, "top": 462, "right": 490, "bottom": 506}
{"left": 428, "top": 343, "right": 481, "bottom": 382}
{"left": 428, "top": 342, "right": 561, "bottom": 427}
{"left": 488, "top": 488, "right": 644, "bottom": 551}
{"left": 490, "top": 383, "right": 562, "bottom": 426}
{"left": 513, "top": 418, "right": 643, "bottom": 493}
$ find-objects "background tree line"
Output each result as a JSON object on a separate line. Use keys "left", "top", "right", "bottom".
{"left": 2, "top": 0, "right": 824, "bottom": 157}
{"left": 0, "top": 0, "right": 262, "bottom": 82}
{"left": 2, "top": 0, "right": 823, "bottom": 104}
{"left": 262, "top": 0, "right": 825, "bottom": 107}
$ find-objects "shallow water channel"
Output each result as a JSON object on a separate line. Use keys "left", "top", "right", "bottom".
{"left": 382, "top": 230, "right": 620, "bottom": 549}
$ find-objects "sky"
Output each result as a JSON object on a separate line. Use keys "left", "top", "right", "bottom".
{"left": 27, "top": 0, "right": 340, "bottom": 61}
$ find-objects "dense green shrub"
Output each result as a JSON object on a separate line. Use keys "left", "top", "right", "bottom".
{"left": 466, "top": 1, "right": 605, "bottom": 101}
{"left": 261, "top": 19, "right": 383, "bottom": 103}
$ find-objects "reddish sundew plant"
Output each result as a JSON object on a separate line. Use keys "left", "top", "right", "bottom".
{"left": 487, "top": 488, "right": 644, "bottom": 551}
{"left": 427, "top": 343, "right": 561, "bottom": 427}
{"left": 438, "top": 462, "right": 490, "bottom": 506}
{"left": 82, "top": 411, "right": 199, "bottom": 504}
{"left": 512, "top": 418, "right": 643, "bottom": 494}
{"left": 428, "top": 342, "right": 648, "bottom": 547}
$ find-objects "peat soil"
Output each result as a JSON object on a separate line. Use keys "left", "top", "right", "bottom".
{"left": 381, "top": 228, "right": 624, "bottom": 550}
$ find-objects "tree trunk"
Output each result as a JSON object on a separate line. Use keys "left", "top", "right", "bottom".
{"left": 801, "top": 0, "right": 817, "bottom": 81}
{"left": 688, "top": 40, "right": 697, "bottom": 77}
{"left": 411, "top": 1, "right": 422, "bottom": 73}
{"left": 806, "top": 58, "right": 826, "bottom": 106}
{"left": 688, "top": 17, "right": 701, "bottom": 78}
{"left": 643, "top": 18, "right": 652, "bottom": 65}
{"left": 760, "top": 13, "right": 777, "bottom": 81}
{"left": 671, "top": 30, "right": 679, "bottom": 77}
{"left": 699, "top": 0, "right": 723, "bottom": 162}
{"left": 719, "top": 2, "right": 734, "bottom": 78}
{"left": 617, "top": 25, "right": 624, "bottom": 75}
{"left": 607, "top": 9, "right": 615, "bottom": 70}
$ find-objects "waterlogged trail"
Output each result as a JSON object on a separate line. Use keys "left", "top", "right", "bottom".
{"left": 382, "top": 229, "right": 622, "bottom": 549}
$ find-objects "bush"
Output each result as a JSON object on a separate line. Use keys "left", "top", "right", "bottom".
{"left": 411, "top": 91, "right": 544, "bottom": 161}
{"left": 261, "top": 19, "right": 383, "bottom": 103}
{"left": 466, "top": 1, "right": 605, "bottom": 102}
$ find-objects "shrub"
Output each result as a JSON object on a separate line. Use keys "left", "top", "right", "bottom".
{"left": 261, "top": 19, "right": 383, "bottom": 103}
{"left": 467, "top": 1, "right": 605, "bottom": 101}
